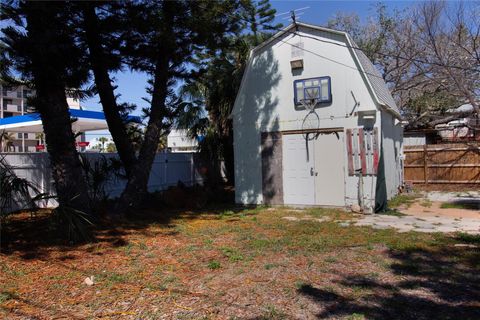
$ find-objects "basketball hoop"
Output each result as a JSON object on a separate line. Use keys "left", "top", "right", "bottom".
{"left": 293, "top": 77, "right": 331, "bottom": 159}
{"left": 300, "top": 96, "right": 320, "bottom": 141}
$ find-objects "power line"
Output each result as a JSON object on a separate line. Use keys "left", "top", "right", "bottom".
{"left": 208, "top": 5, "right": 479, "bottom": 73}
{"left": 282, "top": 27, "right": 479, "bottom": 73}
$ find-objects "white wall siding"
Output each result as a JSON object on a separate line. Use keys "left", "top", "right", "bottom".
{"left": 381, "top": 112, "right": 404, "bottom": 199}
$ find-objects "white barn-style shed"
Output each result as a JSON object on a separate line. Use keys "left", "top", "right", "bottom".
{"left": 232, "top": 23, "right": 403, "bottom": 212}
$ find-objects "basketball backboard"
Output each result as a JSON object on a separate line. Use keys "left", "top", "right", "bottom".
{"left": 294, "top": 76, "right": 332, "bottom": 108}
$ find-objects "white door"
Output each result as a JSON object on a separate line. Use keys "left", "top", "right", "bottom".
{"left": 313, "top": 132, "right": 345, "bottom": 206}
{"left": 282, "top": 134, "right": 315, "bottom": 205}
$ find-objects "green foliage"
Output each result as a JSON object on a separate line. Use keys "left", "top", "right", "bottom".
{"left": 207, "top": 260, "right": 221, "bottom": 270}
{"left": 177, "top": 1, "right": 281, "bottom": 184}
{"left": 0, "top": 156, "right": 45, "bottom": 222}
{"left": 455, "top": 233, "right": 480, "bottom": 244}
{"left": 79, "top": 155, "right": 125, "bottom": 207}
{"left": 259, "top": 304, "right": 286, "bottom": 319}
{"left": 51, "top": 203, "right": 93, "bottom": 243}
{"left": 220, "top": 246, "right": 244, "bottom": 262}
{"left": 0, "top": 291, "right": 16, "bottom": 304}
{"left": 440, "top": 202, "right": 478, "bottom": 210}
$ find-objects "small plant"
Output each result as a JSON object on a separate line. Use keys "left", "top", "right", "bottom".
{"left": 207, "top": 260, "right": 221, "bottom": 270}
{"left": 52, "top": 202, "right": 94, "bottom": 243}
{"left": 79, "top": 155, "right": 125, "bottom": 209}
{"left": 264, "top": 263, "right": 279, "bottom": 270}
{"left": 259, "top": 304, "right": 286, "bottom": 319}
{"left": 294, "top": 280, "right": 308, "bottom": 289}
{"left": 220, "top": 246, "right": 244, "bottom": 262}
{"left": 419, "top": 199, "right": 432, "bottom": 208}
{"left": 0, "top": 291, "right": 16, "bottom": 303}
{"left": 0, "top": 155, "right": 46, "bottom": 223}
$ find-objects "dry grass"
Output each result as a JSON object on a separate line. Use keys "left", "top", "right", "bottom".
{"left": 1, "top": 206, "right": 479, "bottom": 319}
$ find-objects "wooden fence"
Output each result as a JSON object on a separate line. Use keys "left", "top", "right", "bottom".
{"left": 404, "top": 143, "right": 480, "bottom": 184}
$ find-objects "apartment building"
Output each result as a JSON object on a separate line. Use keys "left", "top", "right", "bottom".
{"left": 0, "top": 83, "right": 82, "bottom": 152}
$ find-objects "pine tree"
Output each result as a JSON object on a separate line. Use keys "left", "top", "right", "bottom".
{"left": 1, "top": 1, "right": 90, "bottom": 213}
{"left": 79, "top": 0, "right": 242, "bottom": 212}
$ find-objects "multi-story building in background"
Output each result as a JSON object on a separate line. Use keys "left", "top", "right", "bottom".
{"left": 0, "top": 83, "right": 82, "bottom": 152}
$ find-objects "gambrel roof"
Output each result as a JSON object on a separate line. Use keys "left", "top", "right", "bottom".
{"left": 246, "top": 22, "right": 401, "bottom": 119}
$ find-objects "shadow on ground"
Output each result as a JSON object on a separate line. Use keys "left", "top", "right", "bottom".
{"left": 298, "top": 245, "right": 480, "bottom": 319}
{"left": 441, "top": 199, "right": 480, "bottom": 210}
{"left": 0, "top": 188, "right": 245, "bottom": 260}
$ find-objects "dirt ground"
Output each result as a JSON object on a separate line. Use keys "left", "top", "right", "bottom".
{"left": 1, "top": 206, "right": 479, "bottom": 319}
{"left": 402, "top": 201, "right": 480, "bottom": 219}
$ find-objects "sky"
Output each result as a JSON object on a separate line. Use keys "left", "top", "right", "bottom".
{"left": 80, "top": 0, "right": 416, "bottom": 141}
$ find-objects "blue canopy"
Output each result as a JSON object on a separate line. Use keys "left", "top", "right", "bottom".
{"left": 0, "top": 109, "right": 141, "bottom": 133}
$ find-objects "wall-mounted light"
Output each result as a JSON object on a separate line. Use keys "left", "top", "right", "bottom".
{"left": 290, "top": 59, "right": 304, "bottom": 70}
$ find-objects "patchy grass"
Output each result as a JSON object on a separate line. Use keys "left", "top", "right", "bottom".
{"left": 377, "top": 209, "right": 407, "bottom": 217}
{"left": 0, "top": 206, "right": 479, "bottom": 319}
{"left": 388, "top": 194, "right": 421, "bottom": 209}
{"left": 207, "top": 260, "right": 221, "bottom": 270}
{"left": 455, "top": 232, "right": 480, "bottom": 244}
{"left": 420, "top": 199, "right": 433, "bottom": 208}
{"left": 440, "top": 201, "right": 480, "bottom": 210}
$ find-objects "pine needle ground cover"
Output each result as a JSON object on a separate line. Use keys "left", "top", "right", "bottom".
{"left": 1, "top": 207, "right": 479, "bottom": 319}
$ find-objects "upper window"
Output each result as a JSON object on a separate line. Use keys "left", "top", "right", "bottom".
{"left": 293, "top": 77, "right": 332, "bottom": 105}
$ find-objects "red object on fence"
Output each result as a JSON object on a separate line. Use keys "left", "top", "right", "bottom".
{"left": 76, "top": 141, "right": 90, "bottom": 147}
{"left": 358, "top": 128, "right": 367, "bottom": 175}
{"left": 35, "top": 144, "right": 45, "bottom": 151}
{"left": 346, "top": 129, "right": 354, "bottom": 175}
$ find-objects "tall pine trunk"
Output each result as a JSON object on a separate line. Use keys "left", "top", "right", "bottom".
{"left": 26, "top": 3, "right": 90, "bottom": 211}
{"left": 118, "top": 45, "right": 171, "bottom": 210}
{"left": 82, "top": 4, "right": 137, "bottom": 177}
{"left": 117, "top": 2, "right": 175, "bottom": 211}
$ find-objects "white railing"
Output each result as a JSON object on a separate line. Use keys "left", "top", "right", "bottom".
{"left": 3, "top": 104, "right": 22, "bottom": 113}
{"left": 2, "top": 90, "right": 21, "bottom": 99}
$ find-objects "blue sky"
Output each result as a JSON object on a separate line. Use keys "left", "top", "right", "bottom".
{"left": 82, "top": 0, "right": 416, "bottom": 140}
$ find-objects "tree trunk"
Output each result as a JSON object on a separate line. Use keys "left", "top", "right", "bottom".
{"left": 118, "top": 57, "right": 170, "bottom": 210}
{"left": 117, "top": 2, "right": 175, "bottom": 211}
{"left": 26, "top": 3, "right": 90, "bottom": 212}
{"left": 82, "top": 3, "right": 137, "bottom": 177}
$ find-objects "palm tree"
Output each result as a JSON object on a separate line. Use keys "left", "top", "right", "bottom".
{"left": 98, "top": 136, "right": 108, "bottom": 152}
{"left": 0, "top": 155, "right": 41, "bottom": 222}
{"left": 157, "top": 135, "right": 167, "bottom": 152}
{"left": 0, "top": 131, "right": 15, "bottom": 152}
{"left": 35, "top": 132, "right": 45, "bottom": 145}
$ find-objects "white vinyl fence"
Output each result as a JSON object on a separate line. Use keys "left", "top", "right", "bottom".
{"left": 1, "top": 152, "right": 205, "bottom": 211}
